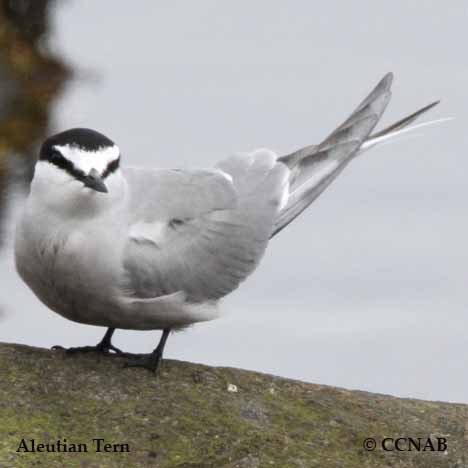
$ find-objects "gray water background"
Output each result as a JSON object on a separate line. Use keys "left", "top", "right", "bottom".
{"left": 0, "top": 1, "right": 467, "bottom": 403}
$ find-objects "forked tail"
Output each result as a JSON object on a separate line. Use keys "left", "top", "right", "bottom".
{"left": 272, "top": 74, "right": 445, "bottom": 237}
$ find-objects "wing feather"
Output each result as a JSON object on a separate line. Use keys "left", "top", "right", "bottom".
{"left": 122, "top": 153, "right": 289, "bottom": 302}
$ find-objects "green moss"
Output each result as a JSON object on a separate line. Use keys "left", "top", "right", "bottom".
{"left": 0, "top": 343, "right": 467, "bottom": 467}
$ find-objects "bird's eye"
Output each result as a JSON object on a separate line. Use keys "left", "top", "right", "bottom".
{"left": 49, "top": 149, "right": 62, "bottom": 160}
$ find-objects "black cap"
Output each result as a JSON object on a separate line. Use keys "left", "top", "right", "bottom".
{"left": 40, "top": 128, "right": 115, "bottom": 160}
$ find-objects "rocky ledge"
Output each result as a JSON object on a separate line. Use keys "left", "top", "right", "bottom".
{"left": 0, "top": 342, "right": 467, "bottom": 467}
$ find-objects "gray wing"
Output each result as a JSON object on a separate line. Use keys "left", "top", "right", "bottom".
{"left": 122, "top": 152, "right": 289, "bottom": 302}
{"left": 273, "top": 72, "right": 394, "bottom": 236}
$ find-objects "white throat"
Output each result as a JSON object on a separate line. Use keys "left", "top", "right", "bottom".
{"left": 30, "top": 161, "right": 126, "bottom": 218}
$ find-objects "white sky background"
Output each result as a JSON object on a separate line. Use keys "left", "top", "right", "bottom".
{"left": 1, "top": 1, "right": 467, "bottom": 402}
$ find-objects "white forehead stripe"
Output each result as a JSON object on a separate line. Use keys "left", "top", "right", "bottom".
{"left": 53, "top": 144, "right": 120, "bottom": 174}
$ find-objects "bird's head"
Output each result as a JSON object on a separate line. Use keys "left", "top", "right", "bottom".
{"left": 32, "top": 128, "right": 126, "bottom": 214}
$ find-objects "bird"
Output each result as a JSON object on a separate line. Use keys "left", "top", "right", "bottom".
{"left": 15, "top": 73, "right": 442, "bottom": 372}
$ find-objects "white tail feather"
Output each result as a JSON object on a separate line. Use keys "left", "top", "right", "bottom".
{"left": 360, "top": 117, "right": 453, "bottom": 153}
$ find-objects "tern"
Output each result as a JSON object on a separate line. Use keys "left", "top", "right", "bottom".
{"left": 15, "top": 73, "right": 441, "bottom": 372}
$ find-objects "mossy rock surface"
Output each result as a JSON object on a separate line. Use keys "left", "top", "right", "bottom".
{"left": 0, "top": 342, "right": 467, "bottom": 467}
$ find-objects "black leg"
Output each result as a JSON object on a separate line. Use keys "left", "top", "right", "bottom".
{"left": 125, "top": 329, "right": 171, "bottom": 373}
{"left": 52, "top": 328, "right": 124, "bottom": 354}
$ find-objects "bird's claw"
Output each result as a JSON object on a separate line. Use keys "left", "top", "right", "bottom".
{"left": 52, "top": 343, "right": 124, "bottom": 355}
{"left": 124, "top": 353, "right": 163, "bottom": 373}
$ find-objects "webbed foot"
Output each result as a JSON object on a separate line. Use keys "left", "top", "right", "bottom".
{"left": 52, "top": 328, "right": 124, "bottom": 354}
{"left": 124, "top": 328, "right": 170, "bottom": 374}
{"left": 124, "top": 351, "right": 163, "bottom": 373}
